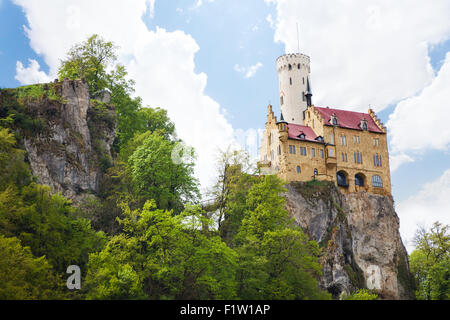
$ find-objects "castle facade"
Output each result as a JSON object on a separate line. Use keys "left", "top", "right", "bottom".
{"left": 260, "top": 53, "right": 391, "bottom": 195}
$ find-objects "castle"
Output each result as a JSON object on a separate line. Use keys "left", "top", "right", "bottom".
{"left": 259, "top": 53, "right": 391, "bottom": 195}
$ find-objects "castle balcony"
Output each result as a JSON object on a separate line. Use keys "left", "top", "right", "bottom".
{"left": 326, "top": 156, "right": 337, "bottom": 166}
{"left": 325, "top": 145, "right": 337, "bottom": 166}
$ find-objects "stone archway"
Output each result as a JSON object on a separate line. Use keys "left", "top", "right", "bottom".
{"left": 337, "top": 170, "right": 349, "bottom": 187}
{"left": 355, "top": 173, "right": 366, "bottom": 187}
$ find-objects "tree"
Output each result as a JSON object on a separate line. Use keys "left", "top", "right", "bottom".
{"left": 120, "top": 107, "right": 176, "bottom": 161}
{"left": 0, "top": 236, "right": 64, "bottom": 300}
{"left": 85, "top": 201, "right": 237, "bottom": 300}
{"left": 0, "top": 183, "right": 107, "bottom": 274}
{"left": 58, "top": 34, "right": 118, "bottom": 94}
{"left": 410, "top": 222, "right": 450, "bottom": 300}
{"left": 58, "top": 34, "right": 142, "bottom": 148}
{"left": 128, "top": 132, "right": 199, "bottom": 212}
{"left": 209, "top": 149, "right": 258, "bottom": 245}
{"left": 0, "top": 127, "right": 31, "bottom": 190}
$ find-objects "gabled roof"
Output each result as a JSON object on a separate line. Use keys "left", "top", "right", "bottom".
{"left": 314, "top": 107, "right": 384, "bottom": 134}
{"left": 288, "top": 124, "right": 323, "bottom": 143}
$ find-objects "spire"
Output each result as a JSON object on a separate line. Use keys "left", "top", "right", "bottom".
{"left": 305, "top": 77, "right": 313, "bottom": 107}
{"left": 277, "top": 112, "right": 288, "bottom": 125}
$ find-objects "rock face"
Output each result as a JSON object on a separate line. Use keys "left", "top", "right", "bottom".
{"left": 22, "top": 79, "right": 116, "bottom": 202}
{"left": 285, "top": 181, "right": 415, "bottom": 300}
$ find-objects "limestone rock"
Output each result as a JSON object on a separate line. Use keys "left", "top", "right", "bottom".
{"left": 285, "top": 181, "right": 415, "bottom": 300}
{"left": 21, "top": 79, "right": 116, "bottom": 203}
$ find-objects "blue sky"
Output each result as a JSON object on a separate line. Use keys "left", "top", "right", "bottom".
{"left": 1, "top": 0, "right": 450, "bottom": 251}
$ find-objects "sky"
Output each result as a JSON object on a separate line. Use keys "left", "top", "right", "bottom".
{"left": 1, "top": 0, "right": 450, "bottom": 252}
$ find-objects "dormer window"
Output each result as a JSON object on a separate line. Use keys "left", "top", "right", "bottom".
{"left": 316, "top": 136, "right": 324, "bottom": 142}
{"left": 361, "top": 118, "right": 368, "bottom": 131}
{"left": 331, "top": 114, "right": 338, "bottom": 126}
{"left": 298, "top": 133, "right": 306, "bottom": 140}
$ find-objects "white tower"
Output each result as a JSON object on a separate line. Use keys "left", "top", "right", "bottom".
{"left": 276, "top": 53, "right": 311, "bottom": 125}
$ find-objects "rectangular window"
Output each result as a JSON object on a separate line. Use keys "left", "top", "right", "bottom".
{"left": 289, "top": 145, "right": 296, "bottom": 154}
{"left": 330, "top": 134, "right": 335, "bottom": 145}
{"left": 280, "top": 96, "right": 284, "bottom": 106}
{"left": 354, "top": 136, "right": 360, "bottom": 144}
{"left": 312, "top": 148, "right": 316, "bottom": 157}
{"left": 328, "top": 148, "right": 335, "bottom": 157}
{"left": 299, "top": 147, "right": 307, "bottom": 156}
{"left": 355, "top": 151, "right": 363, "bottom": 164}
{"left": 374, "top": 138, "right": 379, "bottom": 146}
{"left": 320, "top": 149, "right": 324, "bottom": 159}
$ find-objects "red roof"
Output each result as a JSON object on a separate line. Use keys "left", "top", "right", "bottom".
{"left": 288, "top": 124, "right": 323, "bottom": 143}
{"left": 314, "top": 107, "right": 384, "bottom": 134}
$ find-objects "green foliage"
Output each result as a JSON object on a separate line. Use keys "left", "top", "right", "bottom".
{"left": 344, "top": 289, "right": 378, "bottom": 300}
{"left": 57, "top": 34, "right": 147, "bottom": 149}
{"left": 0, "top": 183, "right": 106, "bottom": 274}
{"left": 0, "top": 86, "right": 57, "bottom": 137}
{"left": 0, "top": 236, "right": 64, "bottom": 300}
{"left": 128, "top": 132, "right": 199, "bottom": 212}
{"left": 11, "top": 83, "right": 61, "bottom": 103}
{"left": 232, "top": 175, "right": 330, "bottom": 300}
{"left": 410, "top": 222, "right": 450, "bottom": 300}
{"left": 85, "top": 201, "right": 237, "bottom": 300}
{"left": 0, "top": 128, "right": 32, "bottom": 189}
{"left": 58, "top": 34, "right": 118, "bottom": 94}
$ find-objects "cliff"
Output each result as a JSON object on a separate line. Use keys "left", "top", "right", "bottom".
{"left": 285, "top": 181, "right": 415, "bottom": 299}
{"left": 0, "top": 79, "right": 116, "bottom": 203}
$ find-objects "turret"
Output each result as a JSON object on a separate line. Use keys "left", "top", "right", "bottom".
{"left": 276, "top": 53, "right": 311, "bottom": 125}
{"left": 277, "top": 112, "right": 289, "bottom": 142}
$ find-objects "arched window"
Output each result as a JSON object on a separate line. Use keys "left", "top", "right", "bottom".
{"left": 296, "top": 166, "right": 301, "bottom": 174}
{"left": 314, "top": 168, "right": 318, "bottom": 176}
{"left": 372, "top": 175, "right": 383, "bottom": 188}
{"left": 355, "top": 174, "right": 365, "bottom": 187}
{"left": 298, "top": 64, "right": 301, "bottom": 69}
{"left": 337, "top": 171, "right": 348, "bottom": 187}
{"left": 289, "top": 64, "right": 292, "bottom": 70}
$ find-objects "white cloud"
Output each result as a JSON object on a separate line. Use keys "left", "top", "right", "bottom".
{"left": 396, "top": 169, "right": 450, "bottom": 253}
{"left": 266, "top": 14, "right": 275, "bottom": 29}
{"left": 15, "top": 59, "right": 52, "bottom": 85}
{"left": 265, "top": 0, "right": 450, "bottom": 112}
{"left": 13, "top": 0, "right": 235, "bottom": 193}
{"left": 388, "top": 52, "right": 450, "bottom": 155}
{"left": 389, "top": 153, "right": 415, "bottom": 173}
{"left": 194, "top": 0, "right": 215, "bottom": 9}
{"left": 234, "top": 62, "right": 263, "bottom": 79}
